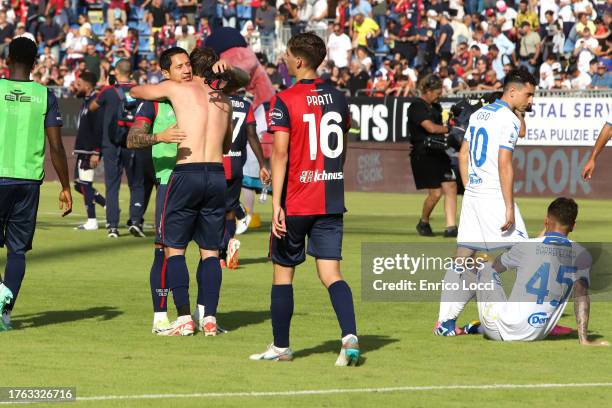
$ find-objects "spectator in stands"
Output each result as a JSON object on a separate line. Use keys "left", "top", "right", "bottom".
{"left": 435, "top": 12, "right": 454, "bottom": 63}
{"left": 37, "top": 14, "right": 63, "bottom": 63}
{"left": 489, "top": 24, "right": 515, "bottom": 59}
{"left": 450, "top": 13, "right": 471, "bottom": 51}
{"left": 295, "top": 0, "right": 313, "bottom": 34}
{"left": 255, "top": 0, "right": 276, "bottom": 63}
{"left": 64, "top": 24, "right": 88, "bottom": 63}
{"left": 591, "top": 61, "right": 612, "bottom": 88}
{"left": 0, "top": 10, "right": 14, "bottom": 58}
{"left": 14, "top": 22, "right": 35, "bottom": 43}
{"left": 278, "top": 0, "right": 297, "bottom": 34}
{"left": 515, "top": 0, "right": 539, "bottom": 30}
{"left": 113, "top": 18, "right": 128, "bottom": 43}
{"left": 386, "top": 73, "right": 415, "bottom": 96}
{"left": 107, "top": 0, "right": 129, "bottom": 28}
{"left": 415, "top": 17, "right": 435, "bottom": 68}
{"left": 221, "top": 0, "right": 238, "bottom": 28}
{"left": 476, "top": 69, "right": 503, "bottom": 90}
{"left": 265, "top": 62, "right": 284, "bottom": 89}
{"left": 350, "top": 0, "right": 372, "bottom": 18}
{"left": 147, "top": 58, "right": 164, "bottom": 84}
{"left": 488, "top": 44, "right": 507, "bottom": 80}
{"left": 45, "top": 0, "right": 65, "bottom": 23}
{"left": 355, "top": 45, "right": 373, "bottom": 71}
{"left": 83, "top": 44, "right": 101, "bottom": 79}
{"left": 575, "top": 12, "right": 597, "bottom": 36}
{"left": 496, "top": 0, "right": 517, "bottom": 37}
{"left": 391, "top": 14, "right": 418, "bottom": 65}
{"left": 241, "top": 20, "right": 261, "bottom": 52}
{"left": 175, "top": 15, "right": 195, "bottom": 38}
{"left": 352, "top": 12, "right": 380, "bottom": 50}
{"left": 101, "top": 28, "right": 116, "bottom": 55}
{"left": 196, "top": 17, "right": 212, "bottom": 47}
{"left": 465, "top": 56, "right": 488, "bottom": 88}
{"left": 176, "top": 25, "right": 197, "bottom": 53}
{"left": 145, "top": 0, "right": 170, "bottom": 34}
{"left": 574, "top": 27, "right": 600, "bottom": 73}
{"left": 336, "top": 0, "right": 350, "bottom": 31}
{"left": 133, "top": 58, "right": 149, "bottom": 84}
{"left": 177, "top": 0, "right": 198, "bottom": 26}
{"left": 347, "top": 60, "right": 370, "bottom": 96}
{"left": 517, "top": 21, "right": 540, "bottom": 74}
{"left": 310, "top": 0, "right": 328, "bottom": 31}
{"left": 539, "top": 53, "right": 557, "bottom": 88}
{"left": 327, "top": 22, "right": 353, "bottom": 69}
{"left": 201, "top": 0, "right": 220, "bottom": 30}
{"left": 570, "top": 64, "right": 592, "bottom": 89}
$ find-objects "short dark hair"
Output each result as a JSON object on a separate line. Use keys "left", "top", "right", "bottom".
{"left": 503, "top": 67, "right": 537, "bottom": 91}
{"left": 8, "top": 37, "right": 37, "bottom": 70}
{"left": 79, "top": 71, "right": 98, "bottom": 87}
{"left": 521, "top": 21, "right": 531, "bottom": 29}
{"left": 190, "top": 47, "right": 219, "bottom": 77}
{"left": 547, "top": 197, "right": 578, "bottom": 227}
{"left": 160, "top": 47, "right": 189, "bottom": 71}
{"left": 115, "top": 59, "right": 131, "bottom": 76}
{"left": 287, "top": 32, "right": 326, "bottom": 70}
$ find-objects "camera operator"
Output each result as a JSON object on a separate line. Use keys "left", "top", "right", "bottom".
{"left": 407, "top": 74, "right": 457, "bottom": 237}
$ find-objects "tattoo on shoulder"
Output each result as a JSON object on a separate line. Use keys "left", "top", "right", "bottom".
{"left": 127, "top": 121, "right": 156, "bottom": 148}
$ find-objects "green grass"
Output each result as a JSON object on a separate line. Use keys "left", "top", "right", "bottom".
{"left": 1, "top": 182, "right": 612, "bottom": 407}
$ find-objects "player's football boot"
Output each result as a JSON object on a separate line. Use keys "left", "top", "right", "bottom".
{"left": 156, "top": 316, "right": 195, "bottom": 336}
{"left": 202, "top": 316, "right": 218, "bottom": 336}
{"left": 0, "top": 284, "right": 13, "bottom": 332}
{"left": 416, "top": 220, "right": 435, "bottom": 237}
{"left": 128, "top": 224, "right": 146, "bottom": 238}
{"left": 235, "top": 213, "right": 251, "bottom": 235}
{"left": 151, "top": 316, "right": 172, "bottom": 334}
{"left": 107, "top": 228, "right": 119, "bottom": 238}
{"left": 226, "top": 238, "right": 241, "bottom": 269}
{"left": 549, "top": 324, "right": 573, "bottom": 336}
{"left": 434, "top": 319, "right": 460, "bottom": 336}
{"left": 335, "top": 334, "right": 360, "bottom": 366}
{"left": 461, "top": 320, "right": 481, "bottom": 335}
{"left": 443, "top": 226, "right": 458, "bottom": 238}
{"left": 249, "top": 344, "right": 294, "bottom": 361}
{"left": 1, "top": 311, "right": 12, "bottom": 331}
{"left": 74, "top": 219, "right": 99, "bottom": 230}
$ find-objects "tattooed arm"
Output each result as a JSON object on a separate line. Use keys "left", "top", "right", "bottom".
{"left": 574, "top": 279, "right": 609, "bottom": 346}
{"left": 126, "top": 119, "right": 187, "bottom": 149}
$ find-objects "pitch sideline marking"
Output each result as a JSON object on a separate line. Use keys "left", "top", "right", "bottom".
{"left": 70, "top": 382, "right": 612, "bottom": 402}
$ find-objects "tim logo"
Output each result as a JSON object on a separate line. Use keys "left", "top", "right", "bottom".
{"left": 468, "top": 173, "right": 482, "bottom": 186}
{"left": 4, "top": 89, "right": 32, "bottom": 102}
{"left": 527, "top": 312, "right": 549, "bottom": 328}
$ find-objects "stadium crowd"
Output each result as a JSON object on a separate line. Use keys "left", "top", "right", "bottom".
{"left": 0, "top": 0, "right": 610, "bottom": 96}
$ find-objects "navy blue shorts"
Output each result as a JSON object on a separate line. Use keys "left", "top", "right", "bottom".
{"left": 270, "top": 214, "right": 343, "bottom": 267}
{"left": 225, "top": 177, "right": 242, "bottom": 212}
{"left": 161, "top": 163, "right": 226, "bottom": 250}
{"left": 154, "top": 183, "right": 168, "bottom": 245}
{"left": 0, "top": 183, "right": 41, "bottom": 254}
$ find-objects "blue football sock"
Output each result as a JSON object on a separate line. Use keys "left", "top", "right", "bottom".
{"left": 166, "top": 255, "right": 190, "bottom": 316}
{"left": 198, "top": 257, "right": 222, "bottom": 317}
{"left": 328, "top": 280, "right": 357, "bottom": 338}
{"left": 149, "top": 248, "right": 167, "bottom": 313}
{"left": 271, "top": 284, "right": 293, "bottom": 348}
{"left": 4, "top": 253, "right": 25, "bottom": 311}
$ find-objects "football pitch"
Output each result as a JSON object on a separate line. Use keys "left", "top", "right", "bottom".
{"left": 2, "top": 182, "right": 612, "bottom": 407}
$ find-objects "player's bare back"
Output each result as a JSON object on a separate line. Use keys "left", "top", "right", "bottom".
{"left": 132, "top": 79, "right": 232, "bottom": 164}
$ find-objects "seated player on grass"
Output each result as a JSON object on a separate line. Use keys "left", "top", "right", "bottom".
{"left": 463, "top": 197, "right": 609, "bottom": 346}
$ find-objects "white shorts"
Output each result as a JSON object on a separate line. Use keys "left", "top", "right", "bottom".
{"left": 457, "top": 194, "right": 527, "bottom": 251}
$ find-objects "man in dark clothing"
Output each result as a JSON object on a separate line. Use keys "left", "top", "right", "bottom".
{"left": 89, "top": 59, "right": 146, "bottom": 239}
{"left": 73, "top": 71, "right": 106, "bottom": 231}
{"left": 0, "top": 10, "right": 14, "bottom": 58}
{"left": 36, "top": 15, "right": 62, "bottom": 62}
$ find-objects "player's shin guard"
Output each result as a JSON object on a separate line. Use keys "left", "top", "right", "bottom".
{"left": 437, "top": 266, "right": 478, "bottom": 323}
{"left": 328, "top": 280, "right": 357, "bottom": 337}
{"left": 271, "top": 284, "right": 293, "bottom": 348}
{"left": 198, "top": 257, "right": 222, "bottom": 317}
{"left": 3, "top": 253, "right": 25, "bottom": 311}
{"left": 150, "top": 249, "right": 167, "bottom": 312}
{"left": 166, "top": 255, "right": 190, "bottom": 316}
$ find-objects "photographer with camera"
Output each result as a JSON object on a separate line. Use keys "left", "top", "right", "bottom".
{"left": 407, "top": 74, "right": 457, "bottom": 238}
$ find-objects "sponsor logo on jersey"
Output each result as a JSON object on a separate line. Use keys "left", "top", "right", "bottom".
{"left": 270, "top": 108, "right": 284, "bottom": 121}
{"left": 5, "top": 89, "right": 35, "bottom": 103}
{"left": 299, "top": 170, "right": 344, "bottom": 183}
{"left": 468, "top": 173, "right": 482, "bottom": 186}
{"left": 527, "top": 312, "right": 549, "bottom": 328}
{"left": 223, "top": 150, "right": 242, "bottom": 157}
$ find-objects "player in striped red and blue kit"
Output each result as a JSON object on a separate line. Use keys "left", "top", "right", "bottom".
{"left": 249, "top": 33, "right": 359, "bottom": 365}
{"left": 221, "top": 95, "right": 270, "bottom": 269}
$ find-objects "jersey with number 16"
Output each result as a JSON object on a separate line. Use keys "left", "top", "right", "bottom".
{"left": 268, "top": 78, "right": 350, "bottom": 216}
{"left": 464, "top": 100, "right": 521, "bottom": 199}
